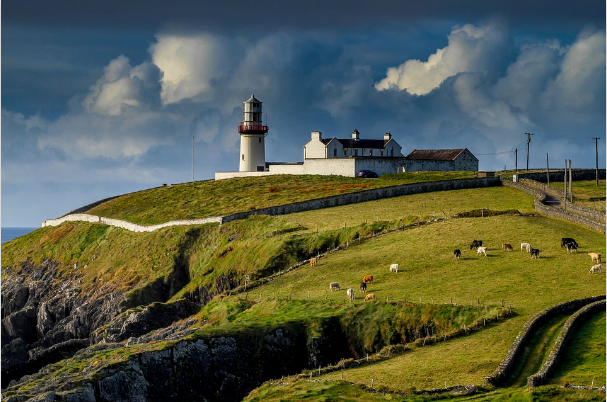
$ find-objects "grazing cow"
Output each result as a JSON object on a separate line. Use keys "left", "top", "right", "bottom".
{"left": 470, "top": 240, "right": 483, "bottom": 250}
{"left": 347, "top": 288, "right": 355, "bottom": 301}
{"left": 360, "top": 282, "right": 367, "bottom": 292}
{"left": 329, "top": 282, "right": 340, "bottom": 292}
{"left": 561, "top": 238, "right": 578, "bottom": 248}
{"left": 588, "top": 252, "right": 602, "bottom": 263}
{"left": 364, "top": 294, "right": 376, "bottom": 302}
{"left": 502, "top": 243, "right": 513, "bottom": 251}
{"left": 589, "top": 264, "right": 602, "bottom": 274}
{"left": 453, "top": 249, "right": 461, "bottom": 260}
{"left": 477, "top": 246, "right": 488, "bottom": 257}
{"left": 530, "top": 248, "right": 540, "bottom": 259}
{"left": 309, "top": 257, "right": 317, "bottom": 267}
{"left": 566, "top": 243, "right": 578, "bottom": 254}
{"left": 390, "top": 263, "right": 399, "bottom": 273}
{"left": 362, "top": 275, "right": 374, "bottom": 284}
{"left": 521, "top": 243, "right": 531, "bottom": 252}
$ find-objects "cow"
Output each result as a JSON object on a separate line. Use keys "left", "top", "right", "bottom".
{"left": 362, "top": 275, "right": 374, "bottom": 284}
{"left": 309, "top": 257, "right": 317, "bottom": 267}
{"left": 566, "top": 243, "right": 578, "bottom": 254}
{"left": 329, "top": 282, "right": 340, "bottom": 292}
{"left": 359, "top": 282, "right": 367, "bottom": 292}
{"left": 477, "top": 246, "right": 488, "bottom": 257}
{"left": 521, "top": 243, "right": 531, "bottom": 252}
{"left": 588, "top": 252, "right": 602, "bottom": 263}
{"left": 561, "top": 238, "right": 578, "bottom": 248}
{"left": 347, "top": 288, "right": 355, "bottom": 301}
{"left": 364, "top": 294, "right": 376, "bottom": 302}
{"left": 453, "top": 249, "right": 461, "bottom": 260}
{"left": 390, "top": 263, "right": 399, "bottom": 273}
{"left": 589, "top": 264, "right": 602, "bottom": 274}
{"left": 530, "top": 248, "right": 540, "bottom": 259}
{"left": 470, "top": 240, "right": 482, "bottom": 250}
{"left": 502, "top": 243, "right": 513, "bottom": 251}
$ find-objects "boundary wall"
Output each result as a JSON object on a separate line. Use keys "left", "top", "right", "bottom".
{"left": 41, "top": 177, "right": 500, "bottom": 231}
{"left": 484, "top": 295, "right": 605, "bottom": 387}
{"left": 527, "top": 299, "right": 606, "bottom": 388}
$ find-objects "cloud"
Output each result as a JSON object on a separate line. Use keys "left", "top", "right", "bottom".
{"left": 374, "top": 22, "right": 514, "bottom": 95}
{"left": 151, "top": 33, "right": 235, "bottom": 105}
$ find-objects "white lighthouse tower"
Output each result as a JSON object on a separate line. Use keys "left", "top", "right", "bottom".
{"left": 238, "top": 94, "right": 269, "bottom": 172}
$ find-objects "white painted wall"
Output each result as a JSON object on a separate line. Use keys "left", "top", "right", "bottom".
{"left": 239, "top": 134, "right": 266, "bottom": 172}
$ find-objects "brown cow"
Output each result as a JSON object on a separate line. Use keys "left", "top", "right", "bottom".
{"left": 362, "top": 275, "right": 374, "bottom": 284}
{"left": 588, "top": 252, "right": 602, "bottom": 263}
{"left": 364, "top": 294, "right": 376, "bottom": 302}
{"left": 309, "top": 257, "right": 317, "bottom": 267}
{"left": 502, "top": 243, "right": 513, "bottom": 251}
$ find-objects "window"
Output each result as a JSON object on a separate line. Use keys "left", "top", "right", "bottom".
{"left": 355, "top": 149, "right": 358, "bottom": 156}
{"left": 390, "top": 147, "right": 394, "bottom": 157}
{"left": 242, "top": 154, "right": 245, "bottom": 160}
{"left": 259, "top": 137, "right": 262, "bottom": 142}
{"left": 333, "top": 149, "right": 337, "bottom": 157}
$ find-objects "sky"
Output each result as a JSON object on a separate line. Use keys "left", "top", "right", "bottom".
{"left": 2, "top": 0, "right": 605, "bottom": 227}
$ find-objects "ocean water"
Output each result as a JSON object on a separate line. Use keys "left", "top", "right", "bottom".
{"left": 2, "top": 227, "right": 38, "bottom": 244}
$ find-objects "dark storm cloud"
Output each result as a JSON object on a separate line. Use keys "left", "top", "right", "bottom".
{"left": 3, "top": 0, "right": 604, "bottom": 34}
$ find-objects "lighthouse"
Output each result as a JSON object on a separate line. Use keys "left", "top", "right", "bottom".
{"left": 239, "top": 94, "right": 269, "bottom": 172}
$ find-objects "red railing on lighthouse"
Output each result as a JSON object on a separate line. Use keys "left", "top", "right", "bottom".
{"left": 239, "top": 124, "right": 269, "bottom": 134}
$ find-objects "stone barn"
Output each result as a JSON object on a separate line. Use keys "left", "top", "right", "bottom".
{"left": 401, "top": 149, "right": 478, "bottom": 172}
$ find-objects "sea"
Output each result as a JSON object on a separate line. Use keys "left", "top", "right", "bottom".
{"left": 2, "top": 227, "right": 38, "bottom": 244}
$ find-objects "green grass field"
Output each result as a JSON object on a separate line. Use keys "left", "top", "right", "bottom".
{"left": 549, "top": 179, "right": 606, "bottom": 212}
{"left": 83, "top": 172, "right": 478, "bottom": 225}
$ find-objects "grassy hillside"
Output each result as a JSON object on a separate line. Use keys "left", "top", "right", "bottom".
{"left": 82, "top": 172, "right": 477, "bottom": 225}
{"left": 549, "top": 179, "right": 606, "bottom": 212}
{"left": 2, "top": 174, "right": 604, "bottom": 401}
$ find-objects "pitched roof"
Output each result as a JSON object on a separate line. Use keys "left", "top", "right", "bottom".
{"left": 320, "top": 138, "right": 391, "bottom": 149}
{"left": 405, "top": 149, "right": 474, "bottom": 161}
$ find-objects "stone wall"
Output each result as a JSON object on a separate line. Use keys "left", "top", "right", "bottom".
{"left": 534, "top": 199, "right": 606, "bottom": 233}
{"left": 221, "top": 177, "right": 501, "bottom": 224}
{"left": 516, "top": 169, "right": 606, "bottom": 183}
{"left": 527, "top": 299, "right": 606, "bottom": 388}
{"left": 41, "top": 214, "right": 223, "bottom": 231}
{"left": 484, "top": 295, "right": 605, "bottom": 387}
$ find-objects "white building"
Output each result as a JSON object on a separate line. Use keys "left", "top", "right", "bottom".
{"left": 304, "top": 130, "right": 403, "bottom": 159}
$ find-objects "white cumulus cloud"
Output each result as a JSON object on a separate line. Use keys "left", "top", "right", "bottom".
{"left": 151, "top": 33, "right": 234, "bottom": 105}
{"left": 375, "top": 22, "right": 512, "bottom": 95}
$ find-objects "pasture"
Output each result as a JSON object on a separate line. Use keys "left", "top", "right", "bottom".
{"left": 549, "top": 179, "right": 606, "bottom": 212}
{"left": 253, "top": 208, "right": 605, "bottom": 390}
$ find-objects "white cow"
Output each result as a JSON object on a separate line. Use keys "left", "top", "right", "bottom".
{"left": 390, "top": 263, "right": 399, "bottom": 273}
{"left": 477, "top": 246, "right": 488, "bottom": 257}
{"left": 329, "top": 282, "right": 340, "bottom": 292}
{"left": 521, "top": 243, "right": 531, "bottom": 252}
{"left": 589, "top": 264, "right": 602, "bottom": 274}
{"left": 347, "top": 288, "right": 355, "bottom": 301}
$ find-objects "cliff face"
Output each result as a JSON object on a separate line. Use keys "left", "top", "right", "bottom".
{"left": 1, "top": 259, "right": 124, "bottom": 387}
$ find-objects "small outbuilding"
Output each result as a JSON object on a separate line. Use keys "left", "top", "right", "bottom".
{"left": 401, "top": 149, "right": 478, "bottom": 172}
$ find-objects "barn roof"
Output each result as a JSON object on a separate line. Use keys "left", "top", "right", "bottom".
{"left": 405, "top": 149, "right": 476, "bottom": 161}
{"left": 320, "top": 138, "right": 390, "bottom": 149}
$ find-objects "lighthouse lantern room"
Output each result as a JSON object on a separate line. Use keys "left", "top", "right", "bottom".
{"left": 239, "top": 94, "right": 269, "bottom": 172}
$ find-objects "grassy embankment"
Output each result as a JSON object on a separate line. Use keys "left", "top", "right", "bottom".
{"left": 82, "top": 172, "right": 478, "bottom": 225}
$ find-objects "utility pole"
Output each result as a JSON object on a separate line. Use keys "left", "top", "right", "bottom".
{"left": 593, "top": 137, "right": 600, "bottom": 185}
{"left": 546, "top": 153, "right": 550, "bottom": 186}
{"left": 192, "top": 134, "right": 195, "bottom": 182}
{"left": 525, "top": 133, "right": 534, "bottom": 171}
{"left": 568, "top": 159, "right": 573, "bottom": 203}
{"left": 515, "top": 149, "right": 518, "bottom": 172}
{"left": 564, "top": 159, "right": 567, "bottom": 202}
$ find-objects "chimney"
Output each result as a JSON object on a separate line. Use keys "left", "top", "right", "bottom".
{"left": 352, "top": 129, "right": 360, "bottom": 140}
{"left": 384, "top": 133, "right": 392, "bottom": 141}
{"left": 311, "top": 131, "right": 322, "bottom": 140}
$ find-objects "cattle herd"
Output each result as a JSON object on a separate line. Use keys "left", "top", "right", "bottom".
{"left": 323, "top": 236, "right": 602, "bottom": 302}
